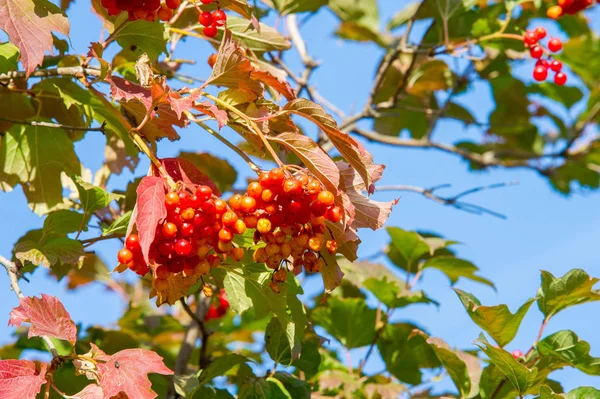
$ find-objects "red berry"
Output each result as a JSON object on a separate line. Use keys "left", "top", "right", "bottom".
{"left": 268, "top": 168, "right": 285, "bottom": 187}
{"left": 534, "top": 27, "right": 546, "bottom": 39}
{"left": 548, "top": 38, "right": 562, "bottom": 52}
{"left": 529, "top": 45, "right": 543, "bottom": 59}
{"left": 159, "top": 240, "right": 175, "bottom": 256}
{"left": 554, "top": 72, "right": 567, "bottom": 85}
{"left": 212, "top": 9, "right": 227, "bottom": 26}
{"left": 533, "top": 66, "right": 548, "bottom": 81}
{"left": 198, "top": 11, "right": 212, "bottom": 26}
{"left": 208, "top": 53, "right": 217, "bottom": 68}
{"left": 125, "top": 234, "right": 141, "bottom": 251}
{"left": 326, "top": 206, "right": 343, "bottom": 223}
{"left": 165, "top": 0, "right": 180, "bottom": 8}
{"left": 162, "top": 222, "right": 178, "bottom": 238}
{"left": 169, "top": 258, "right": 185, "bottom": 273}
{"left": 523, "top": 31, "right": 538, "bottom": 46}
{"left": 175, "top": 239, "right": 192, "bottom": 256}
{"left": 200, "top": 0, "right": 213, "bottom": 4}
{"left": 204, "top": 305, "right": 220, "bottom": 321}
{"left": 180, "top": 222, "right": 195, "bottom": 237}
{"left": 283, "top": 179, "right": 302, "bottom": 195}
{"left": 204, "top": 24, "right": 218, "bottom": 38}
{"left": 196, "top": 185, "right": 213, "bottom": 202}
{"left": 157, "top": 6, "right": 173, "bottom": 21}
{"left": 118, "top": 248, "right": 134, "bottom": 264}
{"left": 550, "top": 60, "right": 563, "bottom": 72}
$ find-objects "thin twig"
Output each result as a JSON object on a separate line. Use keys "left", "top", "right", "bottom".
{"left": 0, "top": 118, "right": 107, "bottom": 133}
{"left": 0, "top": 66, "right": 101, "bottom": 81}
{"left": 180, "top": 297, "right": 212, "bottom": 369}
{"left": 376, "top": 181, "right": 518, "bottom": 218}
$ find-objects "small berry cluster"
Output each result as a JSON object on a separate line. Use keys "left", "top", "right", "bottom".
{"left": 117, "top": 234, "right": 150, "bottom": 275}
{"left": 233, "top": 168, "right": 341, "bottom": 292}
{"left": 100, "top": 0, "right": 181, "bottom": 22}
{"left": 198, "top": 6, "right": 227, "bottom": 38}
{"left": 204, "top": 289, "right": 230, "bottom": 321}
{"left": 548, "top": 0, "right": 598, "bottom": 19}
{"left": 523, "top": 27, "right": 567, "bottom": 85}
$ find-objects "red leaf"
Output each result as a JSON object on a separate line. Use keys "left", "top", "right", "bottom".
{"left": 250, "top": 69, "right": 296, "bottom": 101}
{"left": 107, "top": 76, "right": 152, "bottom": 110}
{"left": 0, "top": 0, "right": 70, "bottom": 74}
{"left": 97, "top": 349, "right": 173, "bottom": 399}
{"left": 135, "top": 176, "right": 167, "bottom": 263}
{"left": 156, "top": 158, "right": 221, "bottom": 196}
{"left": 194, "top": 101, "right": 228, "bottom": 129}
{"left": 0, "top": 359, "right": 47, "bottom": 399}
{"left": 269, "top": 133, "right": 340, "bottom": 195}
{"left": 121, "top": 101, "right": 183, "bottom": 142}
{"left": 338, "top": 162, "right": 397, "bottom": 231}
{"left": 284, "top": 99, "right": 378, "bottom": 190}
{"left": 8, "top": 294, "right": 77, "bottom": 345}
{"left": 71, "top": 384, "right": 103, "bottom": 399}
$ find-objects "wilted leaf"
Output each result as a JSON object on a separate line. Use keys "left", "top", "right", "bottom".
{"left": 158, "top": 158, "right": 221, "bottom": 195}
{"left": 9, "top": 294, "right": 77, "bottom": 345}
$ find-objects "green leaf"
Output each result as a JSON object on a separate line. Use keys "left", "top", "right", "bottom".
{"left": 266, "top": 316, "right": 293, "bottom": 366}
{"left": 377, "top": 323, "right": 441, "bottom": 384}
{"left": 539, "top": 385, "right": 600, "bottom": 399}
{"left": 43, "top": 210, "right": 88, "bottom": 237}
{"left": 113, "top": 20, "right": 169, "bottom": 60}
{"left": 528, "top": 83, "right": 583, "bottom": 109}
{"left": 71, "top": 175, "right": 123, "bottom": 213}
{"left": 387, "top": 227, "right": 432, "bottom": 266}
{"left": 210, "top": 17, "right": 291, "bottom": 52}
{"left": 311, "top": 296, "right": 377, "bottom": 348}
{"left": 273, "top": 372, "right": 310, "bottom": 399}
{"left": 537, "top": 330, "right": 600, "bottom": 375}
{"left": 191, "top": 387, "right": 235, "bottom": 399}
{"left": 455, "top": 289, "right": 534, "bottom": 347}
{"left": 174, "top": 372, "right": 201, "bottom": 398}
{"left": 537, "top": 269, "right": 600, "bottom": 319}
{"left": 422, "top": 334, "right": 480, "bottom": 397}
{"left": 363, "top": 274, "right": 437, "bottom": 309}
{"left": 335, "top": 21, "right": 388, "bottom": 47}
{"left": 239, "top": 377, "right": 292, "bottom": 399}
{"left": 272, "top": 0, "right": 327, "bottom": 14}
{"left": 408, "top": 60, "right": 454, "bottom": 95}
{"left": 15, "top": 237, "right": 84, "bottom": 268}
{"left": 291, "top": 330, "right": 321, "bottom": 379}
{"left": 198, "top": 354, "right": 248, "bottom": 385}
{"left": 329, "top": 0, "right": 379, "bottom": 31}
{"left": 179, "top": 152, "right": 238, "bottom": 193}
{"left": 388, "top": 2, "right": 421, "bottom": 30}
{"left": 423, "top": 256, "right": 494, "bottom": 288}
{"left": 0, "top": 124, "right": 81, "bottom": 215}
{"left": 102, "top": 211, "right": 132, "bottom": 237}
{"left": 475, "top": 334, "right": 538, "bottom": 395}
{"left": 0, "top": 42, "right": 19, "bottom": 73}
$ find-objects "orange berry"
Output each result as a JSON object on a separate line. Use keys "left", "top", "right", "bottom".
{"left": 157, "top": 6, "right": 173, "bottom": 21}
{"left": 215, "top": 199, "right": 227, "bottom": 214}
{"left": 240, "top": 196, "right": 257, "bottom": 213}
{"left": 326, "top": 239, "right": 338, "bottom": 254}
{"left": 181, "top": 207, "right": 195, "bottom": 221}
{"left": 194, "top": 259, "right": 210, "bottom": 275}
{"left": 229, "top": 194, "right": 243, "bottom": 210}
{"left": 230, "top": 247, "right": 245, "bottom": 262}
{"left": 218, "top": 227, "right": 233, "bottom": 242}
{"left": 283, "top": 178, "right": 302, "bottom": 195}
{"left": 268, "top": 168, "right": 285, "bottom": 185}
{"left": 308, "top": 236, "right": 323, "bottom": 251}
{"left": 261, "top": 189, "right": 275, "bottom": 202}
{"left": 217, "top": 240, "right": 233, "bottom": 253}
{"left": 326, "top": 206, "right": 342, "bottom": 223}
{"left": 197, "top": 244, "right": 210, "bottom": 259}
{"left": 306, "top": 179, "right": 321, "bottom": 195}
{"left": 547, "top": 5, "right": 563, "bottom": 19}
{"left": 280, "top": 242, "right": 292, "bottom": 258}
{"left": 243, "top": 214, "right": 258, "bottom": 228}
{"left": 270, "top": 281, "right": 280, "bottom": 293}
{"left": 165, "top": 191, "right": 180, "bottom": 208}
{"left": 221, "top": 211, "right": 238, "bottom": 227}
{"left": 232, "top": 219, "right": 247, "bottom": 235}
{"left": 253, "top": 247, "right": 268, "bottom": 263}
{"left": 317, "top": 190, "right": 335, "bottom": 206}
{"left": 257, "top": 218, "right": 272, "bottom": 234}
{"left": 266, "top": 242, "right": 280, "bottom": 256}
{"left": 162, "top": 222, "right": 178, "bottom": 238}
{"left": 117, "top": 248, "right": 133, "bottom": 264}
{"left": 273, "top": 268, "right": 287, "bottom": 283}
{"left": 247, "top": 182, "right": 263, "bottom": 198}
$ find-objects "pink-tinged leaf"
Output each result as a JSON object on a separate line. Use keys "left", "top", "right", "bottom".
{"left": 0, "top": 359, "right": 47, "bottom": 399}
{"left": 71, "top": 384, "right": 103, "bottom": 399}
{"left": 97, "top": 349, "right": 173, "bottom": 399}
{"left": 87, "top": 42, "right": 109, "bottom": 80}
{"left": 135, "top": 176, "right": 167, "bottom": 263}
{"left": 107, "top": 76, "right": 152, "bottom": 110}
{"left": 338, "top": 162, "right": 397, "bottom": 230}
{"left": 151, "top": 80, "right": 199, "bottom": 120}
{"left": 320, "top": 230, "right": 344, "bottom": 293}
{"left": 250, "top": 69, "right": 296, "bottom": 101}
{"left": 156, "top": 158, "right": 221, "bottom": 196}
{"left": 284, "top": 99, "right": 377, "bottom": 190}
{"left": 0, "top": 0, "right": 70, "bottom": 74}
{"left": 269, "top": 133, "right": 340, "bottom": 195}
{"left": 8, "top": 294, "right": 77, "bottom": 345}
{"left": 121, "top": 101, "right": 182, "bottom": 142}
{"left": 194, "top": 101, "right": 228, "bottom": 129}
{"left": 204, "top": 30, "right": 263, "bottom": 97}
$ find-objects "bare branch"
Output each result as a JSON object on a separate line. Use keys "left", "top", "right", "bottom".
{"left": 180, "top": 296, "right": 212, "bottom": 369}
{"left": 0, "top": 118, "right": 107, "bottom": 133}
{"left": 0, "top": 66, "right": 101, "bottom": 81}
{"left": 376, "top": 181, "right": 518, "bottom": 219}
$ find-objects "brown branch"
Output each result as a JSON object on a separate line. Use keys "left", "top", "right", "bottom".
{"left": 376, "top": 181, "right": 518, "bottom": 218}
{"left": 180, "top": 297, "right": 212, "bottom": 369}
{"left": 0, "top": 118, "right": 107, "bottom": 133}
{"left": 0, "top": 66, "right": 101, "bottom": 81}
{"left": 0, "top": 255, "right": 59, "bottom": 358}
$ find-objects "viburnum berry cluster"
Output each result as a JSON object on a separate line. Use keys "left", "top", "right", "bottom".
{"left": 117, "top": 167, "right": 341, "bottom": 294}
{"left": 204, "top": 289, "right": 230, "bottom": 321}
{"left": 198, "top": 5, "right": 227, "bottom": 38}
{"left": 523, "top": 27, "right": 567, "bottom": 85}
{"left": 100, "top": 0, "right": 181, "bottom": 22}
{"left": 547, "top": 0, "right": 598, "bottom": 19}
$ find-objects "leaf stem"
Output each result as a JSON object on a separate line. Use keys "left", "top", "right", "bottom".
{"left": 202, "top": 93, "right": 285, "bottom": 168}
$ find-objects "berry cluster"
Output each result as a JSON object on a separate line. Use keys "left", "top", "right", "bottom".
{"left": 198, "top": 7, "right": 227, "bottom": 38}
{"left": 233, "top": 168, "right": 341, "bottom": 292}
{"left": 116, "top": 169, "right": 341, "bottom": 293}
{"left": 523, "top": 27, "right": 567, "bottom": 85}
{"left": 548, "top": 0, "right": 598, "bottom": 19}
{"left": 204, "top": 289, "right": 230, "bottom": 321}
{"left": 100, "top": 0, "right": 181, "bottom": 22}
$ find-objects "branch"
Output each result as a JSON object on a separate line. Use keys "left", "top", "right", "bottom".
{"left": 0, "top": 66, "right": 101, "bottom": 81}
{"left": 376, "top": 181, "right": 518, "bottom": 219}
{"left": 0, "top": 255, "right": 59, "bottom": 358}
{"left": 180, "top": 297, "right": 212, "bottom": 369}
{"left": 0, "top": 118, "right": 107, "bottom": 133}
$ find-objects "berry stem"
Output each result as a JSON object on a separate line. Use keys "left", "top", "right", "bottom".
{"left": 202, "top": 93, "right": 286, "bottom": 168}
{"left": 189, "top": 114, "right": 261, "bottom": 174}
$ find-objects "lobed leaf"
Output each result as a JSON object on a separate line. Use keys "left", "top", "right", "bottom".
{"left": 133, "top": 176, "right": 167, "bottom": 264}
{"left": 537, "top": 269, "right": 600, "bottom": 319}
{"left": 0, "top": 359, "right": 47, "bottom": 399}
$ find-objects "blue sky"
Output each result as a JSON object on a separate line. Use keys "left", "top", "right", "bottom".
{"left": 1, "top": 0, "right": 599, "bottom": 393}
